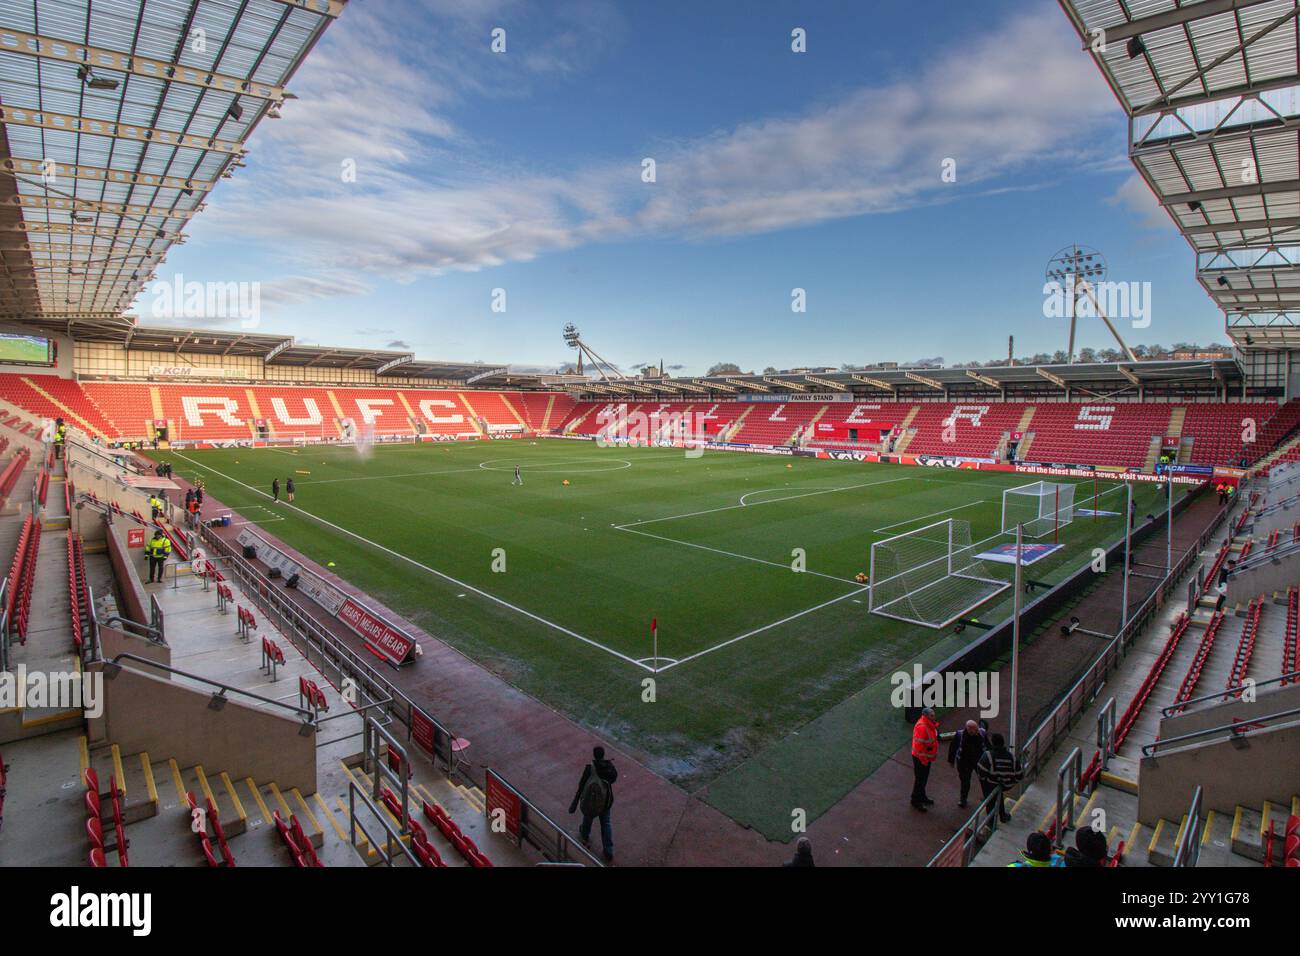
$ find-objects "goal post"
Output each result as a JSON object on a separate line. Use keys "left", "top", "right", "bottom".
{"left": 1002, "top": 481, "right": 1075, "bottom": 539}
{"left": 869, "top": 518, "right": 1010, "bottom": 629}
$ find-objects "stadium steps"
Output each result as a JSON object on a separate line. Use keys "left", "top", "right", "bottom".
{"left": 498, "top": 394, "right": 528, "bottom": 428}
{"left": 333, "top": 761, "right": 469, "bottom": 867}
{"left": 93, "top": 744, "right": 358, "bottom": 865}
{"left": 541, "top": 393, "right": 557, "bottom": 430}
{"left": 726, "top": 404, "right": 754, "bottom": 440}
{"left": 1014, "top": 430, "right": 1036, "bottom": 461}
{"left": 890, "top": 405, "right": 922, "bottom": 454}
{"left": 0, "top": 529, "right": 80, "bottom": 741}
{"left": 801, "top": 404, "right": 831, "bottom": 443}
{"left": 1142, "top": 435, "right": 1163, "bottom": 473}
{"left": 456, "top": 393, "right": 486, "bottom": 435}
{"left": 1166, "top": 406, "right": 1186, "bottom": 439}
{"left": 977, "top": 763, "right": 1283, "bottom": 867}
{"left": 1255, "top": 430, "right": 1300, "bottom": 470}
{"left": 562, "top": 401, "right": 599, "bottom": 434}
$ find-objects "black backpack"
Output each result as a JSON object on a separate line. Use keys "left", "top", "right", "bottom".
{"left": 578, "top": 762, "right": 610, "bottom": 816}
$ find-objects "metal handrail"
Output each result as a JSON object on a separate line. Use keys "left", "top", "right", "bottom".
{"left": 1226, "top": 537, "right": 1300, "bottom": 575}
{"left": 1172, "top": 786, "right": 1203, "bottom": 868}
{"left": 1017, "top": 498, "right": 1231, "bottom": 783}
{"left": 1163, "top": 669, "right": 1300, "bottom": 716}
{"left": 347, "top": 779, "right": 420, "bottom": 867}
{"left": 196, "top": 525, "right": 454, "bottom": 768}
{"left": 1141, "top": 705, "right": 1300, "bottom": 756}
{"left": 483, "top": 768, "right": 604, "bottom": 867}
{"left": 101, "top": 614, "right": 164, "bottom": 644}
{"left": 103, "top": 652, "right": 316, "bottom": 724}
{"left": 925, "top": 784, "right": 1005, "bottom": 867}
{"left": 1095, "top": 697, "right": 1116, "bottom": 775}
{"left": 1053, "top": 747, "right": 1083, "bottom": 848}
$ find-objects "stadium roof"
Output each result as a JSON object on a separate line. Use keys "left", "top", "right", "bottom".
{"left": 0, "top": 0, "right": 340, "bottom": 328}
{"left": 1061, "top": 0, "right": 1300, "bottom": 348}
{"left": 69, "top": 323, "right": 574, "bottom": 385}
{"left": 584, "top": 358, "right": 1243, "bottom": 397}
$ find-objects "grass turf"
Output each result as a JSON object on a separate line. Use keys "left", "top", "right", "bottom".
{"left": 160, "top": 439, "right": 1175, "bottom": 833}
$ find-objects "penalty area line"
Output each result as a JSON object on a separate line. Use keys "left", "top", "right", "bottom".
{"left": 170, "top": 451, "right": 657, "bottom": 673}
{"left": 654, "top": 587, "right": 864, "bottom": 673}
{"left": 872, "top": 499, "right": 986, "bottom": 534}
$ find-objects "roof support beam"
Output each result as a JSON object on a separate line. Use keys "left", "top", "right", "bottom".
{"left": 8, "top": 194, "right": 202, "bottom": 222}
{"left": 904, "top": 371, "right": 943, "bottom": 389}
{"left": 1, "top": 158, "right": 214, "bottom": 192}
{"left": 1132, "top": 5, "right": 1300, "bottom": 116}
{"left": 267, "top": 0, "right": 347, "bottom": 17}
{"left": 1182, "top": 215, "right": 1300, "bottom": 237}
{"left": 851, "top": 374, "right": 894, "bottom": 390}
{"left": 804, "top": 375, "right": 847, "bottom": 390}
{"left": 465, "top": 364, "right": 507, "bottom": 383}
{"left": 1085, "top": 0, "right": 1277, "bottom": 47}
{"left": 0, "top": 105, "right": 245, "bottom": 156}
{"left": 1037, "top": 367, "right": 1068, "bottom": 389}
{"left": 966, "top": 369, "right": 1000, "bottom": 388}
{"left": 1116, "top": 365, "right": 1141, "bottom": 385}
{"left": 0, "top": 29, "right": 287, "bottom": 102}
{"left": 1160, "top": 178, "right": 1300, "bottom": 206}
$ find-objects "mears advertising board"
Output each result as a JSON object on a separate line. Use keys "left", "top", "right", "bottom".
{"left": 337, "top": 598, "right": 418, "bottom": 667}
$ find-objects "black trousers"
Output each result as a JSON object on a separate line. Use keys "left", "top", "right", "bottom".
{"left": 911, "top": 757, "right": 931, "bottom": 805}
{"left": 956, "top": 763, "right": 977, "bottom": 803}
{"left": 147, "top": 556, "right": 165, "bottom": 583}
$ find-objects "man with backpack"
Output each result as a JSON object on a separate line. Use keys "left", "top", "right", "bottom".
{"left": 568, "top": 745, "right": 617, "bottom": 862}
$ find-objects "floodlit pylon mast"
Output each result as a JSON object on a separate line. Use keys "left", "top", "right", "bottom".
{"left": 562, "top": 323, "right": 628, "bottom": 381}
{"left": 1046, "top": 245, "right": 1138, "bottom": 364}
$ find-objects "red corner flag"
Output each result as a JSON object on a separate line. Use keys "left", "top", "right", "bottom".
{"left": 651, "top": 617, "right": 657, "bottom": 635}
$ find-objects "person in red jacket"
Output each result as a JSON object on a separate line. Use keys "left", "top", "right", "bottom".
{"left": 911, "top": 707, "right": 939, "bottom": 811}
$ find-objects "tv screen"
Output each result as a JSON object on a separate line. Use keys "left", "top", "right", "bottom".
{"left": 0, "top": 332, "right": 55, "bottom": 366}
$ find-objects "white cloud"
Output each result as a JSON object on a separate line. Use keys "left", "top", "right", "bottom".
{"left": 218, "top": 6, "right": 1118, "bottom": 283}
{"left": 1108, "top": 173, "right": 1173, "bottom": 230}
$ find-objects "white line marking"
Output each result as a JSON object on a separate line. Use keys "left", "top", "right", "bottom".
{"left": 616, "top": 474, "right": 917, "bottom": 529}
{"left": 655, "top": 588, "right": 864, "bottom": 672}
{"left": 617, "top": 524, "right": 862, "bottom": 584}
{"left": 872, "top": 499, "right": 986, "bottom": 534}
{"left": 171, "top": 451, "right": 657, "bottom": 672}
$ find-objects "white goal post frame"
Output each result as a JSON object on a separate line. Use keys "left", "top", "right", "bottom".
{"left": 1001, "top": 480, "right": 1075, "bottom": 540}
{"left": 868, "top": 517, "right": 1012, "bottom": 629}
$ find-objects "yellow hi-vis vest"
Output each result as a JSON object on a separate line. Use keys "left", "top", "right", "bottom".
{"left": 146, "top": 536, "right": 172, "bottom": 560}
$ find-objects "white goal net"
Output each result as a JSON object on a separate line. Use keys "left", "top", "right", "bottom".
{"left": 1002, "top": 481, "right": 1075, "bottom": 539}
{"left": 869, "top": 519, "right": 1010, "bottom": 629}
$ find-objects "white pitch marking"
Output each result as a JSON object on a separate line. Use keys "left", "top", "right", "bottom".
{"left": 616, "top": 474, "right": 917, "bottom": 529}
{"left": 171, "top": 451, "right": 657, "bottom": 672}
{"left": 654, "top": 588, "right": 864, "bottom": 672}
{"left": 617, "top": 524, "right": 861, "bottom": 585}
{"left": 872, "top": 499, "right": 986, "bottom": 534}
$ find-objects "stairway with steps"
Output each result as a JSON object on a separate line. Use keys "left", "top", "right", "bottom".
{"left": 971, "top": 482, "right": 1298, "bottom": 868}
{"left": 75, "top": 733, "right": 360, "bottom": 867}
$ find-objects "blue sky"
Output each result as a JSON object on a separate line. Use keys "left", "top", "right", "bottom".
{"left": 140, "top": 0, "right": 1226, "bottom": 374}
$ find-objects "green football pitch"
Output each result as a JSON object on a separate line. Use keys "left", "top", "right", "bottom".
{"left": 161, "top": 439, "right": 1176, "bottom": 834}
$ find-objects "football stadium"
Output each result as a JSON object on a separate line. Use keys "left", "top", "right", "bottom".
{"left": 0, "top": 0, "right": 1293, "bottom": 925}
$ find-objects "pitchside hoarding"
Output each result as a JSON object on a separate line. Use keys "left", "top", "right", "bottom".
{"left": 337, "top": 598, "right": 418, "bottom": 667}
